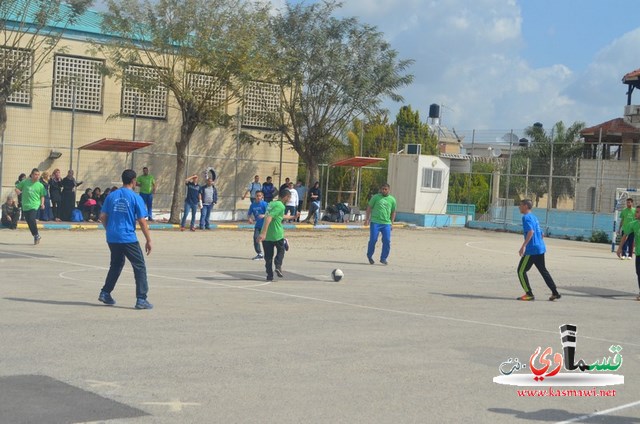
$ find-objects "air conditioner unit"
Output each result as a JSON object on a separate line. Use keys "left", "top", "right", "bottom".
{"left": 624, "top": 105, "right": 640, "bottom": 117}
{"left": 405, "top": 144, "right": 421, "bottom": 155}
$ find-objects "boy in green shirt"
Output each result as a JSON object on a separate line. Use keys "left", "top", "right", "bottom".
{"left": 365, "top": 183, "right": 397, "bottom": 265}
{"left": 136, "top": 166, "right": 156, "bottom": 221}
{"left": 616, "top": 207, "right": 640, "bottom": 301}
{"left": 15, "top": 168, "right": 46, "bottom": 244}
{"left": 619, "top": 198, "right": 635, "bottom": 259}
{"left": 258, "top": 187, "right": 295, "bottom": 281}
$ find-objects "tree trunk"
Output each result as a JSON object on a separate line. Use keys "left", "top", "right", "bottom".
{"left": 0, "top": 95, "right": 7, "bottom": 138}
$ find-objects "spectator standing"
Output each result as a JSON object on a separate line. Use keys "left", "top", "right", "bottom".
{"left": 38, "top": 171, "right": 53, "bottom": 221}
{"left": 1, "top": 195, "right": 20, "bottom": 229}
{"left": 242, "top": 175, "right": 262, "bottom": 203}
{"left": 181, "top": 174, "right": 200, "bottom": 231}
{"left": 15, "top": 168, "right": 46, "bottom": 244}
{"left": 305, "top": 181, "right": 321, "bottom": 225}
{"left": 262, "top": 176, "right": 276, "bottom": 202}
{"left": 199, "top": 178, "right": 218, "bottom": 230}
{"left": 136, "top": 166, "right": 156, "bottom": 221}
{"left": 49, "top": 168, "right": 63, "bottom": 222}
{"left": 364, "top": 183, "right": 396, "bottom": 265}
{"left": 98, "top": 169, "right": 153, "bottom": 309}
{"left": 285, "top": 181, "right": 298, "bottom": 219}
{"left": 279, "top": 177, "right": 291, "bottom": 192}
{"left": 294, "top": 180, "right": 306, "bottom": 222}
{"left": 60, "top": 170, "right": 82, "bottom": 221}
{"left": 248, "top": 191, "right": 268, "bottom": 260}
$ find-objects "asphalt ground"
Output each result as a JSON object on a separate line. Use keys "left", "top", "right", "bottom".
{"left": 0, "top": 227, "right": 638, "bottom": 423}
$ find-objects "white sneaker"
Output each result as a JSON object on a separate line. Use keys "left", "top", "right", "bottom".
{"left": 621, "top": 255, "right": 627, "bottom": 260}
{"left": 627, "top": 256, "right": 633, "bottom": 260}
{"left": 253, "top": 254, "right": 264, "bottom": 260}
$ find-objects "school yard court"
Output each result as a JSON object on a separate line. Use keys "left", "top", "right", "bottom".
{"left": 0, "top": 227, "right": 638, "bottom": 423}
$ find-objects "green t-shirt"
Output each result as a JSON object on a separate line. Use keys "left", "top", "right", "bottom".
{"left": 630, "top": 220, "right": 640, "bottom": 255}
{"left": 620, "top": 207, "right": 636, "bottom": 234}
{"left": 265, "top": 200, "right": 285, "bottom": 241}
{"left": 16, "top": 179, "right": 46, "bottom": 211}
{"left": 368, "top": 193, "right": 397, "bottom": 225}
{"left": 137, "top": 174, "right": 155, "bottom": 194}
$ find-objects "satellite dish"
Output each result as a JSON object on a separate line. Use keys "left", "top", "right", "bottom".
{"left": 491, "top": 148, "right": 502, "bottom": 157}
{"left": 501, "top": 133, "right": 519, "bottom": 143}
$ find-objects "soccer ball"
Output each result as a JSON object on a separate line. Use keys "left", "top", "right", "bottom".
{"left": 331, "top": 269, "right": 344, "bottom": 282}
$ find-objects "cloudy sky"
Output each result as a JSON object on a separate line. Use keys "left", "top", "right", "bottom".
{"left": 268, "top": 0, "right": 640, "bottom": 132}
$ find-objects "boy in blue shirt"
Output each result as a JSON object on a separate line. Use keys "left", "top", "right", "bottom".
{"left": 248, "top": 191, "right": 268, "bottom": 260}
{"left": 98, "top": 169, "right": 153, "bottom": 309}
{"left": 517, "top": 199, "right": 561, "bottom": 301}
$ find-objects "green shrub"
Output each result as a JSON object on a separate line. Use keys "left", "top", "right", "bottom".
{"left": 590, "top": 230, "right": 610, "bottom": 244}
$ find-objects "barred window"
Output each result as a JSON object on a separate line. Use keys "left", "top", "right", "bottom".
{"left": 1, "top": 46, "right": 33, "bottom": 106}
{"left": 186, "top": 72, "right": 227, "bottom": 114}
{"left": 52, "top": 55, "right": 104, "bottom": 112}
{"left": 421, "top": 168, "right": 443, "bottom": 190}
{"left": 121, "top": 65, "right": 167, "bottom": 119}
{"left": 242, "top": 81, "right": 281, "bottom": 129}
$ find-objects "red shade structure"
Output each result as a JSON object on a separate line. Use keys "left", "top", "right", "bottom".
{"left": 76, "top": 138, "right": 154, "bottom": 181}
{"left": 324, "top": 156, "right": 385, "bottom": 210}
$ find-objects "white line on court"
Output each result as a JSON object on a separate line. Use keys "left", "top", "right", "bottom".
{"left": 555, "top": 399, "right": 640, "bottom": 424}
{"left": 3, "top": 249, "right": 640, "bottom": 348}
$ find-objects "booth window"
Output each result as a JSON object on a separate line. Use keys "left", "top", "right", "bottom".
{"left": 422, "top": 168, "right": 443, "bottom": 190}
{"left": 186, "top": 72, "right": 227, "bottom": 117}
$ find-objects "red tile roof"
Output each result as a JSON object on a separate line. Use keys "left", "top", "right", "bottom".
{"left": 623, "top": 68, "right": 640, "bottom": 82}
{"left": 581, "top": 118, "right": 640, "bottom": 136}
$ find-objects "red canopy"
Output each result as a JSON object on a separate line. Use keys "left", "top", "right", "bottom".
{"left": 331, "top": 156, "right": 385, "bottom": 168}
{"left": 79, "top": 138, "right": 154, "bottom": 153}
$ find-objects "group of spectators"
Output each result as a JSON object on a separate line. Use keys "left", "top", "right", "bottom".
{"left": 1, "top": 168, "right": 121, "bottom": 228}
{"left": 242, "top": 175, "right": 322, "bottom": 224}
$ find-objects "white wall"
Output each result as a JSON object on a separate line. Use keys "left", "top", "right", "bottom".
{"left": 387, "top": 154, "right": 450, "bottom": 214}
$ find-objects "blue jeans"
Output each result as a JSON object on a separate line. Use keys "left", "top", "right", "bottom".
{"left": 622, "top": 231, "right": 635, "bottom": 257}
{"left": 181, "top": 202, "right": 197, "bottom": 229}
{"left": 367, "top": 222, "right": 391, "bottom": 261}
{"left": 253, "top": 227, "right": 263, "bottom": 254}
{"left": 140, "top": 193, "right": 153, "bottom": 220}
{"left": 101, "top": 242, "right": 148, "bottom": 300}
{"left": 308, "top": 201, "right": 320, "bottom": 224}
{"left": 200, "top": 204, "right": 213, "bottom": 229}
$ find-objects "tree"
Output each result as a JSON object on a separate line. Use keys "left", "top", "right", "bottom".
{"left": 99, "top": 0, "right": 269, "bottom": 223}
{"left": 395, "top": 105, "right": 437, "bottom": 155}
{"left": 262, "top": 1, "right": 413, "bottom": 188}
{"left": 1, "top": 0, "right": 92, "bottom": 138}
{"left": 516, "top": 121, "right": 585, "bottom": 208}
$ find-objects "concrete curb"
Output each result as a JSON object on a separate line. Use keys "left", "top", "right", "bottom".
{"left": 9, "top": 222, "right": 407, "bottom": 231}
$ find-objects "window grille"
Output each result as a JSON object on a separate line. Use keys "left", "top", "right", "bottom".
{"left": 121, "top": 65, "right": 167, "bottom": 119}
{"left": 242, "top": 81, "right": 280, "bottom": 129}
{"left": 186, "top": 72, "right": 227, "bottom": 114}
{"left": 52, "top": 55, "right": 104, "bottom": 112}
{"left": 2, "top": 47, "right": 33, "bottom": 106}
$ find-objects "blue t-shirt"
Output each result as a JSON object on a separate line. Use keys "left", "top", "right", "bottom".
{"left": 102, "top": 188, "right": 147, "bottom": 244}
{"left": 522, "top": 212, "right": 546, "bottom": 255}
{"left": 185, "top": 181, "right": 200, "bottom": 204}
{"left": 248, "top": 200, "right": 268, "bottom": 229}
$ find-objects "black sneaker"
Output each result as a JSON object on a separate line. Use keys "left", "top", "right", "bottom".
{"left": 98, "top": 291, "right": 116, "bottom": 305}
{"left": 367, "top": 256, "right": 374, "bottom": 265}
{"left": 549, "top": 293, "right": 562, "bottom": 301}
{"left": 135, "top": 298, "right": 153, "bottom": 309}
{"left": 275, "top": 268, "right": 283, "bottom": 278}
{"left": 266, "top": 276, "right": 273, "bottom": 282}
{"left": 34, "top": 235, "right": 41, "bottom": 245}
{"left": 380, "top": 259, "right": 388, "bottom": 265}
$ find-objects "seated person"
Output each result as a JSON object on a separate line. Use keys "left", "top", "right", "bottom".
{"left": 92, "top": 187, "right": 103, "bottom": 214}
{"left": 79, "top": 188, "right": 98, "bottom": 221}
{"left": 1, "top": 195, "right": 20, "bottom": 229}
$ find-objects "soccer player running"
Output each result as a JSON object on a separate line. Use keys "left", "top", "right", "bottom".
{"left": 15, "top": 168, "right": 46, "bottom": 245}
{"left": 618, "top": 198, "right": 635, "bottom": 259}
{"left": 258, "top": 187, "right": 295, "bottom": 281}
{"left": 616, "top": 207, "right": 640, "bottom": 301}
{"left": 517, "top": 199, "right": 561, "bottom": 301}
{"left": 248, "top": 191, "right": 268, "bottom": 260}
{"left": 98, "top": 169, "right": 153, "bottom": 309}
{"left": 364, "top": 183, "right": 396, "bottom": 265}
